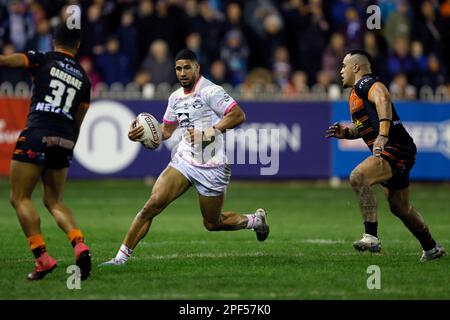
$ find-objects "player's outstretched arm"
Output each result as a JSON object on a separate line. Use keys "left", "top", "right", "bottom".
{"left": 0, "top": 53, "right": 27, "bottom": 68}
{"left": 325, "top": 122, "right": 360, "bottom": 139}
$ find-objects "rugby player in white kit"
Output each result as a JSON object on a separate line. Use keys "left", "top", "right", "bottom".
{"left": 102, "top": 50, "right": 269, "bottom": 265}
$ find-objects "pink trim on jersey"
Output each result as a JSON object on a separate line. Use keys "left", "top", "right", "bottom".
{"left": 224, "top": 101, "right": 238, "bottom": 115}
{"left": 183, "top": 76, "right": 203, "bottom": 94}
{"left": 163, "top": 118, "right": 178, "bottom": 125}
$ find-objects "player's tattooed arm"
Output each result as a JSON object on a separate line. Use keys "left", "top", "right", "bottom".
{"left": 325, "top": 122, "right": 360, "bottom": 140}
{"left": 0, "top": 54, "right": 28, "bottom": 68}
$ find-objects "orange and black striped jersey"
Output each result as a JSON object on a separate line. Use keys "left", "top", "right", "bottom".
{"left": 22, "top": 50, "right": 91, "bottom": 140}
{"left": 349, "top": 74, "right": 415, "bottom": 152}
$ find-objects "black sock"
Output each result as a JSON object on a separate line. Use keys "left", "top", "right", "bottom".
{"left": 413, "top": 226, "right": 436, "bottom": 251}
{"left": 364, "top": 221, "right": 378, "bottom": 238}
{"left": 32, "top": 246, "right": 46, "bottom": 259}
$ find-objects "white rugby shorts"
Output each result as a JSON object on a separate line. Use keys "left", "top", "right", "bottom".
{"left": 168, "top": 153, "right": 231, "bottom": 196}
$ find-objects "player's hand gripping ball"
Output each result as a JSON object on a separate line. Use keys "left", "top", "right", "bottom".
{"left": 134, "top": 112, "right": 162, "bottom": 150}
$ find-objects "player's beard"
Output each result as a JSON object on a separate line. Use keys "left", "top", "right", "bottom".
{"left": 179, "top": 75, "right": 196, "bottom": 89}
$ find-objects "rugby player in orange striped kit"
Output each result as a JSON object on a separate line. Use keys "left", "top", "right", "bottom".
{"left": 0, "top": 24, "right": 91, "bottom": 280}
{"left": 326, "top": 50, "right": 445, "bottom": 262}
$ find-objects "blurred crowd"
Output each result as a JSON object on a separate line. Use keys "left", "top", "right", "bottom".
{"left": 1, "top": 0, "right": 450, "bottom": 100}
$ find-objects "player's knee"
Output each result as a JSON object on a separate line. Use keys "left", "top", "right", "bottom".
{"left": 349, "top": 170, "right": 366, "bottom": 188}
{"left": 10, "top": 194, "right": 18, "bottom": 209}
{"left": 10, "top": 193, "right": 28, "bottom": 209}
{"left": 141, "top": 195, "right": 165, "bottom": 218}
{"left": 388, "top": 202, "right": 409, "bottom": 217}
{"left": 203, "top": 219, "right": 222, "bottom": 231}
{"left": 43, "top": 197, "right": 58, "bottom": 211}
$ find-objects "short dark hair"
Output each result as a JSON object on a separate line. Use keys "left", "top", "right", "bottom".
{"left": 348, "top": 49, "right": 373, "bottom": 65}
{"left": 175, "top": 49, "right": 198, "bottom": 62}
{"left": 54, "top": 23, "right": 81, "bottom": 49}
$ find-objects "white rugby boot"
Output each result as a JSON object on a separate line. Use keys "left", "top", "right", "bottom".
{"left": 353, "top": 233, "right": 381, "bottom": 252}
{"left": 99, "top": 258, "right": 126, "bottom": 266}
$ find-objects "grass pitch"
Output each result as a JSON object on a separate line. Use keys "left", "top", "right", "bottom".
{"left": 0, "top": 179, "right": 448, "bottom": 300}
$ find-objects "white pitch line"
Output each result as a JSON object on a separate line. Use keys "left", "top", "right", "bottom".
{"left": 142, "top": 252, "right": 268, "bottom": 260}
{"left": 297, "top": 239, "right": 346, "bottom": 244}
{"left": 140, "top": 240, "right": 212, "bottom": 247}
{"left": 139, "top": 238, "right": 449, "bottom": 247}
{"left": 131, "top": 292, "right": 243, "bottom": 299}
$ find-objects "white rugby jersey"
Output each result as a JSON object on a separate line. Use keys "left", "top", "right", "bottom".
{"left": 163, "top": 76, "right": 237, "bottom": 167}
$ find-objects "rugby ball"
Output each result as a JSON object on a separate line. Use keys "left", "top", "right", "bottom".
{"left": 134, "top": 112, "right": 162, "bottom": 150}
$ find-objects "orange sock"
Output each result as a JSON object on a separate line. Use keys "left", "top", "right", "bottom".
{"left": 67, "top": 229, "right": 84, "bottom": 247}
{"left": 28, "top": 234, "right": 47, "bottom": 258}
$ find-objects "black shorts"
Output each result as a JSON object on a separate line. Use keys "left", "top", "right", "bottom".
{"left": 12, "top": 128, "right": 75, "bottom": 169}
{"left": 380, "top": 143, "right": 417, "bottom": 190}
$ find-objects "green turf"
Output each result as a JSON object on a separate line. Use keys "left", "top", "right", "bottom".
{"left": 0, "top": 179, "right": 448, "bottom": 299}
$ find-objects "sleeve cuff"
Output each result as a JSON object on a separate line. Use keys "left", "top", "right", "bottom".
{"left": 224, "top": 101, "right": 237, "bottom": 115}
{"left": 163, "top": 118, "right": 178, "bottom": 125}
